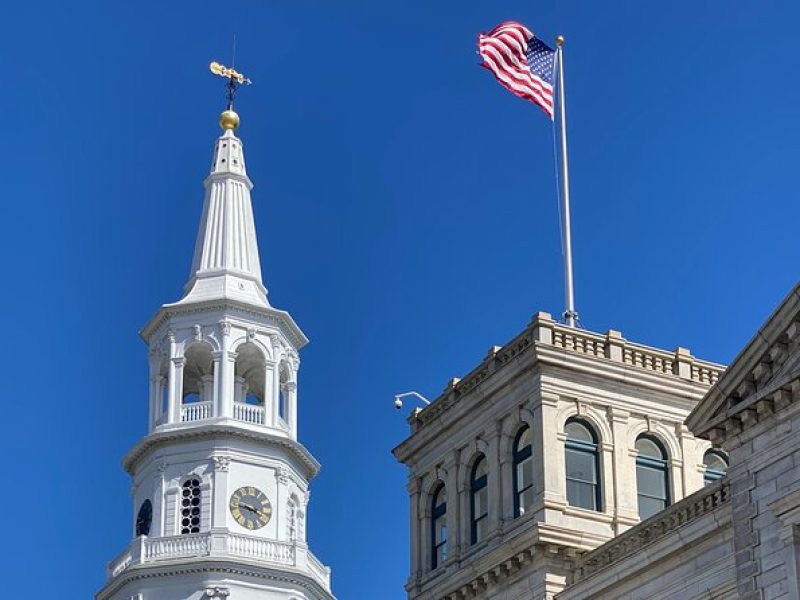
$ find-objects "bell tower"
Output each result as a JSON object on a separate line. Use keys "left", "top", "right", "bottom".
{"left": 97, "top": 64, "right": 334, "bottom": 600}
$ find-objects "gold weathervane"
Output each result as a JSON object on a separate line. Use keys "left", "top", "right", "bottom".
{"left": 209, "top": 61, "right": 252, "bottom": 130}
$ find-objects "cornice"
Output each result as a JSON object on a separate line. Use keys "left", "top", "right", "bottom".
{"left": 123, "top": 424, "right": 321, "bottom": 478}
{"left": 141, "top": 298, "right": 308, "bottom": 350}
{"left": 394, "top": 316, "right": 723, "bottom": 464}
{"left": 687, "top": 282, "right": 800, "bottom": 442}
{"left": 96, "top": 559, "right": 334, "bottom": 600}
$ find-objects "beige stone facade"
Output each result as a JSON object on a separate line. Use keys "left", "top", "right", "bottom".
{"left": 393, "top": 312, "right": 726, "bottom": 599}
{"left": 396, "top": 283, "right": 800, "bottom": 600}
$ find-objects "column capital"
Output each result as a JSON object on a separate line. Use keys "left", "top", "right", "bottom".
{"left": 172, "top": 357, "right": 185, "bottom": 367}
{"left": 218, "top": 320, "right": 232, "bottom": 336}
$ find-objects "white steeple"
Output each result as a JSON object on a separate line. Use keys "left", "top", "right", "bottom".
{"left": 178, "top": 114, "right": 269, "bottom": 308}
{"left": 98, "top": 68, "right": 333, "bottom": 600}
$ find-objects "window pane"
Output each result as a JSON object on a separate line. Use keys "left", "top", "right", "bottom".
{"left": 566, "top": 448, "right": 597, "bottom": 484}
{"left": 636, "top": 464, "right": 667, "bottom": 498}
{"left": 567, "top": 479, "right": 597, "bottom": 510}
{"left": 518, "top": 487, "right": 535, "bottom": 515}
{"left": 434, "top": 515, "right": 447, "bottom": 544}
{"left": 638, "top": 495, "right": 665, "bottom": 520}
{"left": 565, "top": 421, "right": 594, "bottom": 443}
{"left": 516, "top": 427, "right": 532, "bottom": 451}
{"left": 704, "top": 451, "right": 728, "bottom": 473}
{"left": 473, "top": 456, "right": 488, "bottom": 479}
{"left": 473, "top": 487, "right": 488, "bottom": 519}
{"left": 636, "top": 437, "right": 665, "bottom": 459}
{"left": 436, "top": 542, "right": 447, "bottom": 564}
{"left": 475, "top": 516, "right": 488, "bottom": 542}
{"left": 516, "top": 456, "right": 534, "bottom": 490}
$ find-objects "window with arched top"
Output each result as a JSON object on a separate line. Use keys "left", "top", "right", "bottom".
{"left": 513, "top": 426, "right": 534, "bottom": 517}
{"left": 636, "top": 435, "right": 670, "bottom": 520}
{"left": 470, "top": 455, "right": 489, "bottom": 544}
{"left": 703, "top": 449, "right": 728, "bottom": 485}
{"left": 180, "top": 477, "right": 202, "bottom": 534}
{"left": 564, "top": 419, "right": 602, "bottom": 511}
{"left": 431, "top": 485, "right": 447, "bottom": 569}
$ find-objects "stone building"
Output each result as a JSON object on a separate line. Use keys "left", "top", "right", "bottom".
{"left": 394, "top": 283, "right": 800, "bottom": 600}
{"left": 392, "top": 312, "right": 727, "bottom": 599}
{"left": 96, "top": 105, "right": 334, "bottom": 600}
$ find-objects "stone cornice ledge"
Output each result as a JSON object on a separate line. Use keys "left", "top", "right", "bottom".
{"left": 123, "top": 424, "right": 321, "bottom": 478}
{"left": 96, "top": 559, "right": 334, "bottom": 600}
{"left": 572, "top": 479, "right": 730, "bottom": 583}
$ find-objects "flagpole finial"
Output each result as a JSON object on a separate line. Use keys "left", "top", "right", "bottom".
{"left": 555, "top": 35, "right": 565, "bottom": 47}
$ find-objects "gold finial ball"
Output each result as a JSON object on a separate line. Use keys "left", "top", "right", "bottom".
{"left": 555, "top": 35, "right": 565, "bottom": 46}
{"left": 219, "top": 109, "right": 240, "bottom": 130}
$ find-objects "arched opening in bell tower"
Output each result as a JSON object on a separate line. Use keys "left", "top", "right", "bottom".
{"left": 181, "top": 343, "right": 214, "bottom": 421}
{"left": 233, "top": 343, "right": 267, "bottom": 424}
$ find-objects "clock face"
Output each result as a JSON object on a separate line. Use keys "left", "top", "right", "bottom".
{"left": 230, "top": 486, "right": 272, "bottom": 530}
{"left": 136, "top": 499, "right": 152, "bottom": 537}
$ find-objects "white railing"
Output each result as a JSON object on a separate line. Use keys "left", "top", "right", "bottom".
{"left": 108, "top": 533, "right": 331, "bottom": 592}
{"left": 233, "top": 402, "right": 265, "bottom": 425}
{"left": 228, "top": 533, "right": 295, "bottom": 563}
{"left": 143, "top": 533, "right": 210, "bottom": 560}
{"left": 181, "top": 401, "right": 213, "bottom": 422}
{"left": 307, "top": 549, "right": 332, "bottom": 588}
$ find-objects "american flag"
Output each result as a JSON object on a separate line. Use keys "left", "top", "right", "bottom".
{"left": 478, "top": 21, "right": 556, "bottom": 119}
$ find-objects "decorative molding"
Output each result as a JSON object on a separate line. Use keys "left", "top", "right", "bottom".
{"left": 124, "top": 425, "right": 321, "bottom": 478}
{"left": 218, "top": 320, "right": 231, "bottom": 336}
{"left": 410, "top": 320, "right": 722, "bottom": 432}
{"left": 574, "top": 480, "right": 729, "bottom": 581}
{"left": 276, "top": 467, "right": 289, "bottom": 485}
{"left": 194, "top": 324, "right": 203, "bottom": 341}
{"left": 212, "top": 456, "right": 231, "bottom": 472}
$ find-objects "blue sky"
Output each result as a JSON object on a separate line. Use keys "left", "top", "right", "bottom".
{"left": 2, "top": 1, "right": 799, "bottom": 598}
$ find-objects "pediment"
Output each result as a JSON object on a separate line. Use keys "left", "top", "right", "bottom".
{"left": 686, "top": 282, "right": 800, "bottom": 443}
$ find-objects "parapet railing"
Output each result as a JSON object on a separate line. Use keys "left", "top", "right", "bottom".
{"left": 414, "top": 312, "right": 725, "bottom": 428}
{"left": 573, "top": 479, "right": 730, "bottom": 582}
{"left": 106, "top": 532, "right": 329, "bottom": 591}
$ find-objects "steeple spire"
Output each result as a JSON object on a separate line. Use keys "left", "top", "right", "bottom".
{"left": 176, "top": 63, "right": 268, "bottom": 308}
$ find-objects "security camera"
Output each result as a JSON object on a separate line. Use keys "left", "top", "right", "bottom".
{"left": 394, "top": 397, "right": 403, "bottom": 410}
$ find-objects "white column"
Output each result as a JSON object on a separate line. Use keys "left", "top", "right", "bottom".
{"left": 169, "top": 357, "right": 184, "bottom": 424}
{"left": 166, "top": 334, "right": 178, "bottom": 424}
{"left": 148, "top": 375, "right": 158, "bottom": 431}
{"left": 211, "top": 456, "right": 230, "bottom": 531}
{"left": 217, "top": 321, "right": 233, "bottom": 419}
{"left": 264, "top": 360, "right": 275, "bottom": 426}
{"left": 201, "top": 375, "right": 214, "bottom": 406}
{"left": 272, "top": 364, "right": 281, "bottom": 426}
{"left": 211, "top": 352, "right": 223, "bottom": 418}
{"left": 286, "top": 381, "right": 298, "bottom": 438}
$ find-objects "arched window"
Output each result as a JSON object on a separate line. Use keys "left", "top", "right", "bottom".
{"left": 180, "top": 477, "right": 202, "bottom": 534}
{"left": 431, "top": 485, "right": 447, "bottom": 569}
{"left": 564, "top": 419, "right": 601, "bottom": 511}
{"left": 636, "top": 435, "right": 670, "bottom": 520}
{"left": 513, "top": 426, "right": 534, "bottom": 517}
{"left": 470, "top": 455, "right": 489, "bottom": 544}
{"left": 703, "top": 449, "right": 728, "bottom": 485}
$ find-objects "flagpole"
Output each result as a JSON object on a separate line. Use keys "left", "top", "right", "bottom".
{"left": 555, "top": 35, "right": 577, "bottom": 328}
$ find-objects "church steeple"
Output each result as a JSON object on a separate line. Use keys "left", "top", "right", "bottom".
{"left": 98, "top": 63, "right": 333, "bottom": 600}
{"left": 177, "top": 111, "right": 270, "bottom": 308}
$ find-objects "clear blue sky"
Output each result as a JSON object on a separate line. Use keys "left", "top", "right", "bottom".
{"left": 2, "top": 1, "right": 798, "bottom": 598}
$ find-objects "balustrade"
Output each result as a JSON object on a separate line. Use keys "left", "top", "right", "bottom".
{"left": 233, "top": 402, "right": 266, "bottom": 425}
{"left": 180, "top": 401, "right": 213, "bottom": 422}
{"left": 107, "top": 533, "right": 330, "bottom": 592}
